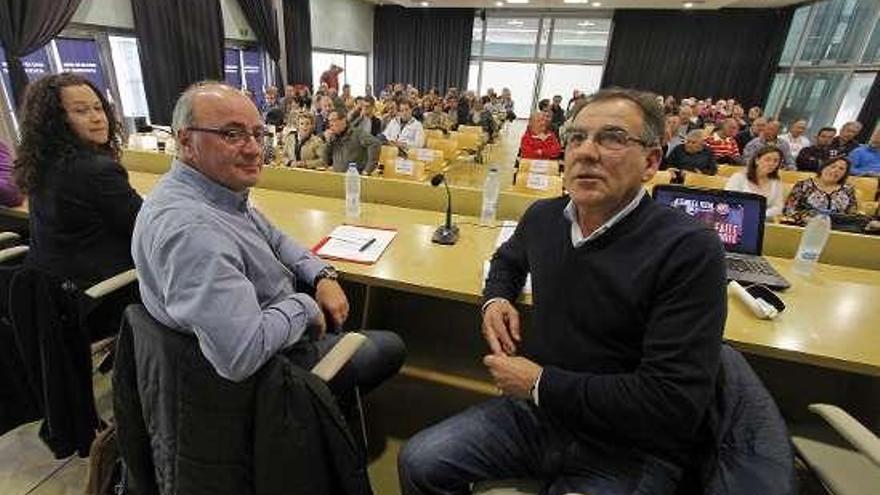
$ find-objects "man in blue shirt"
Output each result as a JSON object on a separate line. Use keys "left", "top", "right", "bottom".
{"left": 848, "top": 127, "right": 880, "bottom": 177}
{"left": 132, "top": 81, "right": 404, "bottom": 391}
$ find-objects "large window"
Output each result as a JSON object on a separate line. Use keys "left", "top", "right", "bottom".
{"left": 312, "top": 50, "right": 368, "bottom": 96}
{"left": 469, "top": 13, "right": 611, "bottom": 115}
{"left": 108, "top": 35, "right": 149, "bottom": 119}
{"left": 767, "top": 0, "right": 880, "bottom": 136}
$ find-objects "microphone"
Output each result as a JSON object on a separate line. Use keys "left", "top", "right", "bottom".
{"left": 430, "top": 172, "right": 459, "bottom": 245}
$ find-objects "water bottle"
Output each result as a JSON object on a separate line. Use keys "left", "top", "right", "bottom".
{"left": 345, "top": 163, "right": 361, "bottom": 218}
{"left": 793, "top": 210, "right": 831, "bottom": 276}
{"left": 480, "top": 167, "right": 501, "bottom": 226}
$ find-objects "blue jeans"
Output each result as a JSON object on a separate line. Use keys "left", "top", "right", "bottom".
{"left": 398, "top": 397, "right": 682, "bottom": 495}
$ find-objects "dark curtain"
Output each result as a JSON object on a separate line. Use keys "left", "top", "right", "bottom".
{"left": 0, "top": 0, "right": 82, "bottom": 107}
{"left": 374, "top": 6, "right": 474, "bottom": 94}
{"left": 130, "top": 0, "right": 224, "bottom": 125}
{"left": 283, "top": 0, "right": 312, "bottom": 88}
{"left": 855, "top": 76, "right": 879, "bottom": 143}
{"left": 601, "top": 8, "right": 794, "bottom": 108}
{"left": 236, "top": 0, "right": 283, "bottom": 86}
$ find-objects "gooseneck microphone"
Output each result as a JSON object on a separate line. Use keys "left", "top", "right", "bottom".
{"left": 430, "top": 173, "right": 460, "bottom": 245}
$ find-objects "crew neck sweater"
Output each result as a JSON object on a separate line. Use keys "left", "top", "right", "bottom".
{"left": 484, "top": 195, "right": 727, "bottom": 466}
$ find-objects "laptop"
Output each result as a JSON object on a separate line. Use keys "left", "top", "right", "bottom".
{"left": 652, "top": 184, "right": 791, "bottom": 291}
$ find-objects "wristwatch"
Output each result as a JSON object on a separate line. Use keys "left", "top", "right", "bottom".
{"left": 314, "top": 266, "right": 339, "bottom": 284}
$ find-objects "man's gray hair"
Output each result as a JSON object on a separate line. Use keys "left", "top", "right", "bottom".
{"left": 171, "top": 80, "right": 234, "bottom": 133}
{"left": 686, "top": 129, "right": 705, "bottom": 141}
{"left": 573, "top": 88, "right": 665, "bottom": 147}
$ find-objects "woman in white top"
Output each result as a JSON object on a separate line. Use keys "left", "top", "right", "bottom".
{"left": 725, "top": 145, "right": 785, "bottom": 218}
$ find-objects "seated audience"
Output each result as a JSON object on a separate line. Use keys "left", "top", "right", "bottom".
{"left": 830, "top": 121, "right": 863, "bottom": 157}
{"left": 519, "top": 113, "right": 561, "bottom": 160}
{"left": 131, "top": 81, "right": 404, "bottom": 397}
{"left": 779, "top": 119, "right": 810, "bottom": 158}
{"left": 380, "top": 100, "right": 398, "bottom": 132}
{"left": 784, "top": 157, "right": 857, "bottom": 224}
{"left": 726, "top": 145, "right": 785, "bottom": 218}
{"left": 350, "top": 97, "right": 383, "bottom": 137}
{"left": 500, "top": 87, "right": 516, "bottom": 121}
{"left": 796, "top": 127, "right": 837, "bottom": 172}
{"left": 422, "top": 100, "right": 452, "bottom": 132}
{"left": 736, "top": 117, "right": 765, "bottom": 152}
{"left": 470, "top": 97, "right": 497, "bottom": 139}
{"left": 742, "top": 120, "right": 795, "bottom": 170}
{"left": 704, "top": 118, "right": 741, "bottom": 164}
{"left": 847, "top": 127, "right": 880, "bottom": 177}
{"left": 731, "top": 104, "right": 747, "bottom": 130}
{"left": 746, "top": 106, "right": 763, "bottom": 125}
{"left": 0, "top": 140, "right": 23, "bottom": 207}
{"left": 14, "top": 73, "right": 142, "bottom": 287}
{"left": 382, "top": 100, "right": 426, "bottom": 150}
{"left": 662, "top": 114, "right": 683, "bottom": 158}
{"left": 314, "top": 95, "right": 333, "bottom": 134}
{"left": 664, "top": 129, "right": 717, "bottom": 175}
{"left": 399, "top": 88, "right": 726, "bottom": 495}
{"left": 283, "top": 112, "right": 326, "bottom": 169}
{"left": 678, "top": 105, "right": 703, "bottom": 133}
{"left": 324, "top": 110, "right": 381, "bottom": 174}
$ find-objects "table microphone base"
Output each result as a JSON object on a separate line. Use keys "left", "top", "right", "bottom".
{"left": 432, "top": 224, "right": 460, "bottom": 245}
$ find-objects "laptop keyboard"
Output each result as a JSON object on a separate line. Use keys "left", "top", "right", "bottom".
{"left": 727, "top": 257, "right": 777, "bottom": 276}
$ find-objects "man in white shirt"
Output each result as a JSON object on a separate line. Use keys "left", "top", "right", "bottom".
{"left": 779, "top": 119, "right": 810, "bottom": 158}
{"left": 382, "top": 100, "right": 426, "bottom": 150}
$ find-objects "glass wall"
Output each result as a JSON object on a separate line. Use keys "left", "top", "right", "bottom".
{"left": 469, "top": 12, "right": 611, "bottom": 116}
{"left": 312, "top": 51, "right": 368, "bottom": 96}
{"left": 767, "top": 0, "right": 880, "bottom": 136}
{"left": 108, "top": 35, "right": 149, "bottom": 119}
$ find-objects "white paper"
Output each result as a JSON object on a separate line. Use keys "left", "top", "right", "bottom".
{"left": 528, "top": 160, "right": 555, "bottom": 174}
{"left": 394, "top": 159, "right": 415, "bottom": 175}
{"left": 411, "top": 148, "right": 442, "bottom": 161}
{"left": 317, "top": 225, "right": 397, "bottom": 263}
{"left": 526, "top": 173, "right": 550, "bottom": 190}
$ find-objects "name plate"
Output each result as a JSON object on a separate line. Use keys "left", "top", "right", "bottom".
{"left": 411, "top": 148, "right": 442, "bottom": 161}
{"left": 526, "top": 173, "right": 550, "bottom": 190}
{"left": 528, "top": 160, "right": 556, "bottom": 174}
{"left": 394, "top": 159, "right": 415, "bottom": 175}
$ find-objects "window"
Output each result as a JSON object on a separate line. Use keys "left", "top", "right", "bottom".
{"left": 312, "top": 51, "right": 345, "bottom": 90}
{"left": 777, "top": 72, "right": 847, "bottom": 133}
{"left": 483, "top": 17, "right": 539, "bottom": 59}
{"left": 225, "top": 48, "right": 242, "bottom": 89}
{"left": 54, "top": 38, "right": 109, "bottom": 97}
{"left": 764, "top": 73, "right": 791, "bottom": 119}
{"left": 832, "top": 72, "right": 877, "bottom": 130}
{"left": 539, "top": 64, "right": 602, "bottom": 104}
{"left": 779, "top": 6, "right": 810, "bottom": 66}
{"left": 480, "top": 61, "right": 537, "bottom": 114}
{"left": 864, "top": 22, "right": 880, "bottom": 63}
{"left": 312, "top": 51, "right": 368, "bottom": 96}
{"left": 797, "top": 0, "right": 879, "bottom": 66}
{"left": 108, "top": 35, "right": 149, "bottom": 119}
{"left": 549, "top": 18, "right": 611, "bottom": 62}
{"left": 471, "top": 17, "right": 484, "bottom": 57}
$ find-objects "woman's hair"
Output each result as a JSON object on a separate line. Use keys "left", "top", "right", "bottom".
{"left": 14, "top": 73, "right": 121, "bottom": 193}
{"left": 746, "top": 145, "right": 782, "bottom": 183}
{"left": 527, "top": 113, "right": 546, "bottom": 133}
{"left": 816, "top": 156, "right": 851, "bottom": 185}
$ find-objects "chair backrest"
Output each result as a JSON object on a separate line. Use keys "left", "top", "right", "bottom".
{"left": 408, "top": 148, "right": 446, "bottom": 174}
{"left": 683, "top": 173, "right": 728, "bottom": 190}
{"left": 458, "top": 125, "right": 484, "bottom": 135}
{"left": 518, "top": 159, "right": 561, "bottom": 176}
{"left": 454, "top": 132, "right": 482, "bottom": 152}
{"left": 424, "top": 129, "right": 445, "bottom": 140}
{"left": 426, "top": 138, "right": 459, "bottom": 161}
{"left": 379, "top": 145, "right": 400, "bottom": 171}
{"left": 716, "top": 164, "right": 741, "bottom": 177}
{"left": 778, "top": 170, "right": 814, "bottom": 184}
{"left": 847, "top": 176, "right": 878, "bottom": 202}
{"left": 512, "top": 172, "right": 563, "bottom": 196}
{"left": 646, "top": 170, "right": 673, "bottom": 193}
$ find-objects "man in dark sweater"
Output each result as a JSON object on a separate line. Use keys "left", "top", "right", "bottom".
{"left": 399, "top": 89, "right": 727, "bottom": 494}
{"left": 663, "top": 129, "right": 718, "bottom": 175}
{"left": 796, "top": 126, "right": 838, "bottom": 172}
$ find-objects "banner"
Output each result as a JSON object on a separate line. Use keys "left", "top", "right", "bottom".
{"left": 55, "top": 38, "right": 108, "bottom": 96}
{"left": 242, "top": 49, "right": 265, "bottom": 110}
{"left": 224, "top": 48, "right": 241, "bottom": 89}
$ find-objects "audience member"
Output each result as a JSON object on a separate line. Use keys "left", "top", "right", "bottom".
{"left": 663, "top": 114, "right": 683, "bottom": 158}
{"left": 324, "top": 110, "right": 381, "bottom": 174}
{"left": 796, "top": 127, "right": 837, "bottom": 172}
{"left": 847, "top": 126, "right": 880, "bottom": 177}
{"left": 381, "top": 100, "right": 398, "bottom": 132}
{"left": 519, "top": 113, "right": 561, "bottom": 160}
{"left": 664, "top": 129, "right": 717, "bottom": 175}
{"left": 678, "top": 105, "right": 703, "bottom": 133}
{"left": 704, "top": 118, "right": 741, "bottom": 164}
{"left": 784, "top": 157, "right": 857, "bottom": 225}
{"left": 382, "top": 100, "right": 426, "bottom": 150}
{"left": 14, "top": 73, "right": 142, "bottom": 287}
{"left": 725, "top": 145, "right": 785, "bottom": 218}
{"left": 350, "top": 97, "right": 383, "bottom": 137}
{"left": 0, "top": 140, "right": 23, "bottom": 207}
{"left": 731, "top": 104, "right": 747, "bottom": 129}
{"left": 500, "top": 87, "right": 516, "bottom": 121}
{"left": 283, "top": 112, "right": 326, "bottom": 169}
{"left": 830, "top": 121, "right": 863, "bottom": 157}
{"left": 131, "top": 81, "right": 404, "bottom": 394}
{"left": 746, "top": 106, "right": 763, "bottom": 125}
{"left": 470, "top": 97, "right": 497, "bottom": 139}
{"left": 422, "top": 100, "right": 453, "bottom": 132}
{"left": 779, "top": 119, "right": 810, "bottom": 158}
{"left": 314, "top": 95, "right": 334, "bottom": 134}
{"left": 549, "top": 95, "right": 565, "bottom": 133}
{"left": 319, "top": 63, "right": 343, "bottom": 91}
{"left": 742, "top": 120, "right": 795, "bottom": 170}
{"left": 735, "top": 117, "right": 765, "bottom": 153}
{"left": 399, "top": 88, "right": 726, "bottom": 495}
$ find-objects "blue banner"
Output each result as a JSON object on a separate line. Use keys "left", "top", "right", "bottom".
{"left": 242, "top": 49, "right": 265, "bottom": 110}
{"left": 55, "top": 38, "right": 108, "bottom": 96}
{"left": 0, "top": 44, "right": 52, "bottom": 85}
{"left": 225, "top": 48, "right": 241, "bottom": 89}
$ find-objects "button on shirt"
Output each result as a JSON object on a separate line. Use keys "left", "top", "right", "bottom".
{"left": 132, "top": 160, "right": 329, "bottom": 381}
{"left": 382, "top": 117, "right": 426, "bottom": 148}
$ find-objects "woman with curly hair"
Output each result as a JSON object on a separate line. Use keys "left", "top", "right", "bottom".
{"left": 14, "top": 73, "right": 142, "bottom": 286}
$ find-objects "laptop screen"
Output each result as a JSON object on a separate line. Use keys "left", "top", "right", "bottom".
{"left": 652, "top": 185, "right": 766, "bottom": 255}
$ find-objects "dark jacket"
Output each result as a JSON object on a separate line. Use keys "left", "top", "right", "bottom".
{"left": 114, "top": 304, "right": 372, "bottom": 495}
{"left": 28, "top": 149, "right": 141, "bottom": 286}
{"left": 663, "top": 144, "right": 718, "bottom": 175}
{"left": 324, "top": 126, "right": 381, "bottom": 174}
{"left": 0, "top": 259, "right": 40, "bottom": 436}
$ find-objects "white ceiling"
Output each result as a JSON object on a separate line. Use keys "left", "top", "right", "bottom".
{"left": 366, "top": 0, "right": 804, "bottom": 9}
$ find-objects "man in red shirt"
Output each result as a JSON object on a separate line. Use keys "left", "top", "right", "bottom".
{"left": 704, "top": 118, "right": 741, "bottom": 164}
{"left": 319, "top": 64, "right": 343, "bottom": 91}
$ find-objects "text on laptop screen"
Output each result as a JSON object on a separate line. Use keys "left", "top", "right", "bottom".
{"left": 654, "top": 189, "right": 763, "bottom": 254}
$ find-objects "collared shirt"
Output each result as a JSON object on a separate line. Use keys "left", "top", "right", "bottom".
{"left": 382, "top": 117, "right": 426, "bottom": 148}
{"left": 563, "top": 187, "right": 647, "bottom": 248}
{"left": 132, "top": 160, "right": 329, "bottom": 381}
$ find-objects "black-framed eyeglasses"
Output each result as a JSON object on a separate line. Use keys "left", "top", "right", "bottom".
{"left": 187, "top": 126, "right": 271, "bottom": 146}
{"left": 562, "top": 127, "right": 652, "bottom": 151}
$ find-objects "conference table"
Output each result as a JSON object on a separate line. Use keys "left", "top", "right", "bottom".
{"left": 104, "top": 171, "right": 880, "bottom": 381}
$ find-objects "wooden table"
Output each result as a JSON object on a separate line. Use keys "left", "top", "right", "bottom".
{"left": 123, "top": 172, "right": 880, "bottom": 378}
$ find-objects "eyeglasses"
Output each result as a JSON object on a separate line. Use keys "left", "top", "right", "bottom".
{"left": 187, "top": 126, "right": 271, "bottom": 146}
{"left": 563, "top": 127, "right": 651, "bottom": 151}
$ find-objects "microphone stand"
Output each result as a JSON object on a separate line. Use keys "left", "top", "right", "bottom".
{"left": 432, "top": 174, "right": 460, "bottom": 245}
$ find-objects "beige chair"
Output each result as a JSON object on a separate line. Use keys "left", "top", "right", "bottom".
{"left": 792, "top": 404, "right": 880, "bottom": 495}
{"left": 454, "top": 132, "right": 483, "bottom": 154}
{"left": 716, "top": 164, "right": 741, "bottom": 177}
{"left": 778, "top": 170, "right": 815, "bottom": 185}
{"left": 646, "top": 170, "right": 673, "bottom": 193}
{"left": 408, "top": 148, "right": 447, "bottom": 174}
{"left": 427, "top": 137, "right": 459, "bottom": 161}
{"left": 847, "top": 176, "right": 879, "bottom": 202}
{"left": 379, "top": 145, "right": 401, "bottom": 173}
{"left": 383, "top": 157, "right": 429, "bottom": 182}
{"left": 424, "top": 129, "right": 445, "bottom": 141}
{"left": 683, "top": 173, "right": 728, "bottom": 190}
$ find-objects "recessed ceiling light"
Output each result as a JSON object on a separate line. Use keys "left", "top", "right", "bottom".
{"left": 591, "top": 2, "right": 602, "bottom": 7}
{"left": 683, "top": 2, "right": 694, "bottom": 7}
{"left": 506, "top": 0, "right": 530, "bottom": 4}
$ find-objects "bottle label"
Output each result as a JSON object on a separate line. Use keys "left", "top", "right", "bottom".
{"left": 798, "top": 250, "right": 819, "bottom": 262}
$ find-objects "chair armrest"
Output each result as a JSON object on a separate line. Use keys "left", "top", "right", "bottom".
{"left": 84, "top": 268, "right": 138, "bottom": 299}
{"left": 0, "top": 245, "right": 28, "bottom": 263}
{"left": 0, "top": 231, "right": 21, "bottom": 244}
{"left": 809, "top": 403, "right": 880, "bottom": 467}
{"left": 310, "top": 332, "right": 366, "bottom": 381}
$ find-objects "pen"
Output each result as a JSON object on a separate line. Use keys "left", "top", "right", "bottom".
{"left": 359, "top": 237, "right": 376, "bottom": 252}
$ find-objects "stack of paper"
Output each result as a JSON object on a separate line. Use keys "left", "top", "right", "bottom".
{"left": 314, "top": 225, "right": 397, "bottom": 264}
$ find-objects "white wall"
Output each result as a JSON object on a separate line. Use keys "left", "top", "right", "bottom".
{"left": 310, "top": 0, "right": 374, "bottom": 54}
{"left": 71, "top": 0, "right": 257, "bottom": 41}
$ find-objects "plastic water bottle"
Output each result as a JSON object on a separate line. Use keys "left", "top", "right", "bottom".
{"left": 793, "top": 210, "right": 831, "bottom": 276}
{"left": 480, "top": 167, "right": 501, "bottom": 226}
{"left": 345, "top": 163, "right": 361, "bottom": 218}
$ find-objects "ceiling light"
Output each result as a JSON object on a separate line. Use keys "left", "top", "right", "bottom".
{"left": 419, "top": 1, "right": 429, "bottom": 5}
{"left": 506, "top": 0, "right": 530, "bottom": 4}
{"left": 495, "top": 0, "right": 504, "bottom": 5}
{"left": 683, "top": 2, "right": 694, "bottom": 7}
{"left": 591, "top": 2, "right": 602, "bottom": 7}
{"left": 577, "top": 21, "right": 596, "bottom": 26}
